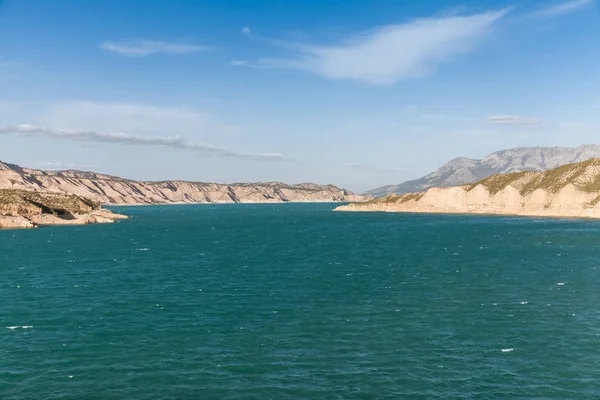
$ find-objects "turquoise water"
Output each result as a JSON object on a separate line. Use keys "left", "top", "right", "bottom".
{"left": 2, "top": 203, "right": 600, "bottom": 399}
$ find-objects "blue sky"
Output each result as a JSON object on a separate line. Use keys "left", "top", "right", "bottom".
{"left": 0, "top": 0, "right": 598, "bottom": 192}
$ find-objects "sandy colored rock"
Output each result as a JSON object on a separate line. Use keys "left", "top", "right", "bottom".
{"left": 0, "top": 161, "right": 368, "bottom": 205}
{"left": 0, "top": 189, "right": 128, "bottom": 229}
{"left": 336, "top": 158, "right": 600, "bottom": 219}
{"left": 0, "top": 215, "right": 37, "bottom": 229}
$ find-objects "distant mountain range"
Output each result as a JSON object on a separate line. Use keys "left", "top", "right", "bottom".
{"left": 338, "top": 158, "right": 600, "bottom": 219}
{"left": 367, "top": 145, "right": 600, "bottom": 197}
{"left": 0, "top": 161, "right": 367, "bottom": 205}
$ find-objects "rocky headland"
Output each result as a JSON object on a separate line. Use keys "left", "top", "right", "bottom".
{"left": 337, "top": 158, "right": 600, "bottom": 219}
{"left": 0, "top": 189, "right": 128, "bottom": 229}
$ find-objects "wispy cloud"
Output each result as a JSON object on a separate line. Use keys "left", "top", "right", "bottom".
{"left": 242, "top": 27, "right": 251, "bottom": 35}
{"left": 0, "top": 124, "right": 286, "bottom": 161}
{"left": 250, "top": 10, "right": 507, "bottom": 85}
{"left": 488, "top": 115, "right": 544, "bottom": 126}
{"left": 231, "top": 60, "right": 250, "bottom": 67}
{"left": 100, "top": 40, "right": 209, "bottom": 57}
{"left": 531, "top": 0, "right": 594, "bottom": 18}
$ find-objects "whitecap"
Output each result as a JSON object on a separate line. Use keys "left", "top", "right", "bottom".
{"left": 135, "top": 248, "right": 150, "bottom": 251}
{"left": 501, "top": 348, "right": 514, "bottom": 352}
{"left": 6, "top": 326, "right": 19, "bottom": 330}
{"left": 520, "top": 301, "right": 528, "bottom": 305}
{"left": 557, "top": 282, "right": 565, "bottom": 286}
{"left": 21, "top": 326, "right": 33, "bottom": 329}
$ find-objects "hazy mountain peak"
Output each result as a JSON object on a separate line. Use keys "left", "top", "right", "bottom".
{"left": 367, "top": 145, "right": 600, "bottom": 197}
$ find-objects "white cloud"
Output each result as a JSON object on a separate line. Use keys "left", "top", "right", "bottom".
{"left": 32, "top": 101, "right": 223, "bottom": 135}
{"left": 488, "top": 115, "right": 544, "bottom": 126}
{"left": 230, "top": 60, "right": 266, "bottom": 69}
{"left": 242, "top": 27, "right": 251, "bottom": 35}
{"left": 531, "top": 0, "right": 594, "bottom": 18}
{"left": 100, "top": 40, "right": 208, "bottom": 57}
{"left": 252, "top": 10, "right": 507, "bottom": 85}
{"left": 0, "top": 124, "right": 286, "bottom": 160}
{"left": 231, "top": 60, "right": 249, "bottom": 67}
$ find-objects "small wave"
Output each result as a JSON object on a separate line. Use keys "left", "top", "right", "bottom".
{"left": 519, "top": 301, "right": 528, "bottom": 305}
{"left": 501, "top": 348, "right": 514, "bottom": 353}
{"left": 6, "top": 326, "right": 19, "bottom": 330}
{"left": 135, "top": 248, "right": 150, "bottom": 251}
{"left": 557, "top": 282, "right": 565, "bottom": 286}
{"left": 6, "top": 326, "right": 33, "bottom": 330}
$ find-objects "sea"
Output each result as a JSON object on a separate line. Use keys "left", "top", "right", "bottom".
{"left": 2, "top": 203, "right": 600, "bottom": 399}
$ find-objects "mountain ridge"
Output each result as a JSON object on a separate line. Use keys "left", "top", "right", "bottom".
{"left": 0, "top": 160, "right": 367, "bottom": 205}
{"left": 337, "top": 158, "right": 600, "bottom": 219}
{"left": 367, "top": 145, "right": 600, "bottom": 197}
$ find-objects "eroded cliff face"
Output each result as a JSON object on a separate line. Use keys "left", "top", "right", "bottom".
{"left": 337, "top": 159, "right": 600, "bottom": 219}
{"left": 0, "top": 189, "right": 127, "bottom": 229}
{"left": 0, "top": 162, "right": 367, "bottom": 205}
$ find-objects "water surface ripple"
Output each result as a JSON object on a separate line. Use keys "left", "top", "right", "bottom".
{"left": 2, "top": 204, "right": 600, "bottom": 399}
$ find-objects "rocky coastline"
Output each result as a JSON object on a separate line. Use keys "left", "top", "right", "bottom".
{"left": 0, "top": 189, "right": 128, "bottom": 229}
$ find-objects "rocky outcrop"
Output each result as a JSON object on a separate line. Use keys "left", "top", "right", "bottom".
{"left": 367, "top": 144, "right": 600, "bottom": 197}
{"left": 0, "top": 189, "right": 128, "bottom": 229}
{"left": 337, "top": 159, "right": 600, "bottom": 219}
{"left": 0, "top": 215, "right": 36, "bottom": 229}
{"left": 0, "top": 161, "right": 367, "bottom": 205}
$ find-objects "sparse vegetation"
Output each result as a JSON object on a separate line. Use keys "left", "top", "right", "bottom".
{"left": 466, "top": 171, "right": 530, "bottom": 195}
{"left": 464, "top": 158, "right": 600, "bottom": 196}
{"left": 357, "top": 159, "right": 600, "bottom": 211}
{"left": 0, "top": 189, "right": 101, "bottom": 217}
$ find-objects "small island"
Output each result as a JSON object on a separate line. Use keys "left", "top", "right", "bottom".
{"left": 0, "top": 189, "right": 128, "bottom": 229}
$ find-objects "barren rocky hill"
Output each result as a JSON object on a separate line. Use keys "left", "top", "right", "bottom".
{"left": 0, "top": 161, "right": 366, "bottom": 205}
{"left": 0, "top": 189, "right": 127, "bottom": 228}
{"left": 337, "top": 158, "right": 600, "bottom": 219}
{"left": 367, "top": 145, "right": 600, "bottom": 197}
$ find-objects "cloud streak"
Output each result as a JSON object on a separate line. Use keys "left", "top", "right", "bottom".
{"left": 100, "top": 40, "right": 208, "bottom": 57}
{"left": 488, "top": 115, "right": 544, "bottom": 126}
{"left": 251, "top": 10, "right": 507, "bottom": 85}
{"left": 531, "top": 0, "right": 594, "bottom": 18}
{"left": 0, "top": 124, "right": 286, "bottom": 161}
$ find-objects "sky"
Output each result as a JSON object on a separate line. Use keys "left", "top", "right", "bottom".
{"left": 0, "top": 0, "right": 598, "bottom": 192}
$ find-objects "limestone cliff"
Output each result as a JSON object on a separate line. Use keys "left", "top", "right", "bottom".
{"left": 0, "top": 161, "right": 367, "bottom": 205}
{"left": 0, "top": 189, "right": 127, "bottom": 229}
{"left": 336, "top": 158, "right": 600, "bottom": 219}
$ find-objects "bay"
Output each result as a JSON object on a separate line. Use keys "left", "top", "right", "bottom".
{"left": 2, "top": 203, "right": 600, "bottom": 399}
